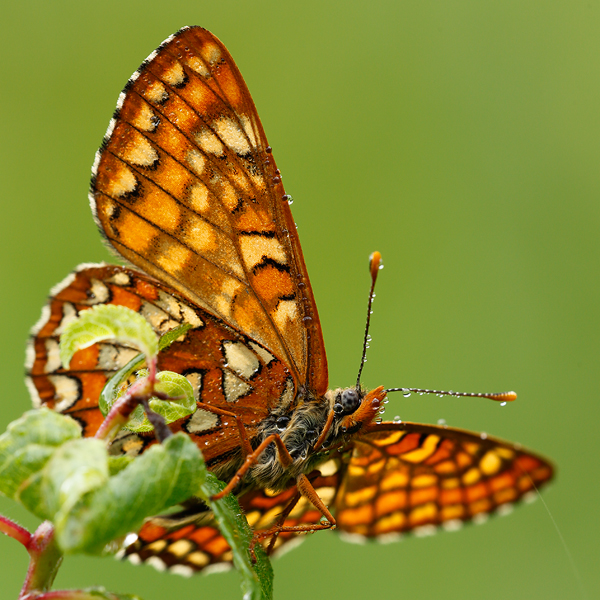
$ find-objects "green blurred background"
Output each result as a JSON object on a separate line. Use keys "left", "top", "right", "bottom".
{"left": 1, "top": 1, "right": 598, "bottom": 598}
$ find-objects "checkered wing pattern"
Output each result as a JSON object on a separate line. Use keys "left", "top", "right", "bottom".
{"left": 334, "top": 422, "right": 554, "bottom": 538}
{"left": 90, "top": 26, "right": 327, "bottom": 396}
{"left": 26, "top": 264, "right": 293, "bottom": 472}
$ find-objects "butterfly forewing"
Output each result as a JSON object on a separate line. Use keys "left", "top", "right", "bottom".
{"left": 90, "top": 26, "right": 327, "bottom": 396}
{"left": 334, "top": 422, "right": 554, "bottom": 538}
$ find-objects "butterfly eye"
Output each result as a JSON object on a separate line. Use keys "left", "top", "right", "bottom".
{"left": 276, "top": 416, "right": 290, "bottom": 431}
{"left": 337, "top": 388, "right": 361, "bottom": 416}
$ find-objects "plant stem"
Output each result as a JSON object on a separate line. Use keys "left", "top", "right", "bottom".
{"left": 20, "top": 521, "right": 63, "bottom": 597}
{"left": 0, "top": 514, "right": 32, "bottom": 546}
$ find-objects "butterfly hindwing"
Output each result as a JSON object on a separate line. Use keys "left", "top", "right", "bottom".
{"left": 334, "top": 422, "right": 554, "bottom": 538}
{"left": 124, "top": 461, "right": 345, "bottom": 574}
{"left": 26, "top": 263, "right": 294, "bottom": 472}
{"left": 90, "top": 26, "right": 327, "bottom": 396}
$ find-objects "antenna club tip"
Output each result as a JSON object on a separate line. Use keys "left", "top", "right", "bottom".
{"left": 488, "top": 391, "right": 517, "bottom": 402}
{"left": 369, "top": 251, "right": 382, "bottom": 280}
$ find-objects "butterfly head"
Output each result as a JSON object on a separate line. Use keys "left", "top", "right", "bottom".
{"left": 328, "top": 385, "right": 387, "bottom": 435}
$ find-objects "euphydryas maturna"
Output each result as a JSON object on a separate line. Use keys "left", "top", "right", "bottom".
{"left": 26, "top": 26, "right": 553, "bottom": 575}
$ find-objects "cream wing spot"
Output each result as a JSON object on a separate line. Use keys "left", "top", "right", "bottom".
{"left": 107, "top": 271, "right": 132, "bottom": 286}
{"left": 223, "top": 371, "right": 252, "bottom": 402}
{"left": 195, "top": 129, "right": 224, "bottom": 155}
{"left": 170, "top": 565, "right": 194, "bottom": 578}
{"left": 223, "top": 341, "right": 260, "bottom": 379}
{"left": 161, "top": 61, "right": 185, "bottom": 86}
{"left": 186, "top": 409, "right": 218, "bottom": 433}
{"left": 146, "top": 540, "right": 167, "bottom": 553}
{"left": 186, "top": 149, "right": 206, "bottom": 176}
{"left": 122, "top": 134, "right": 158, "bottom": 167}
{"left": 147, "top": 556, "right": 167, "bottom": 572}
{"left": 130, "top": 103, "right": 159, "bottom": 132}
{"left": 155, "top": 243, "right": 193, "bottom": 279}
{"left": 187, "top": 551, "right": 210, "bottom": 567}
{"left": 183, "top": 217, "right": 218, "bottom": 254}
{"left": 209, "top": 174, "right": 240, "bottom": 212}
{"left": 48, "top": 375, "right": 81, "bottom": 412}
{"left": 249, "top": 341, "right": 274, "bottom": 365}
{"left": 168, "top": 539, "right": 194, "bottom": 557}
{"left": 140, "top": 301, "right": 179, "bottom": 333}
{"left": 145, "top": 80, "right": 169, "bottom": 105}
{"left": 201, "top": 43, "right": 221, "bottom": 65}
{"left": 44, "top": 339, "right": 61, "bottom": 373}
{"left": 184, "top": 372, "right": 203, "bottom": 401}
{"left": 155, "top": 290, "right": 204, "bottom": 327}
{"left": 80, "top": 278, "right": 110, "bottom": 305}
{"left": 97, "top": 344, "right": 140, "bottom": 370}
{"left": 104, "top": 163, "right": 137, "bottom": 197}
{"left": 272, "top": 300, "right": 298, "bottom": 331}
{"left": 239, "top": 235, "right": 286, "bottom": 270}
{"left": 55, "top": 302, "right": 77, "bottom": 335}
{"left": 215, "top": 278, "right": 243, "bottom": 318}
{"left": 185, "top": 55, "right": 210, "bottom": 77}
{"left": 318, "top": 459, "right": 339, "bottom": 477}
{"left": 214, "top": 117, "right": 251, "bottom": 154}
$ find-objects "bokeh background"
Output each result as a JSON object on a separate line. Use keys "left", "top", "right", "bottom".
{"left": 1, "top": 1, "right": 598, "bottom": 598}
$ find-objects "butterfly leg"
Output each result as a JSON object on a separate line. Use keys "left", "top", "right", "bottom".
{"left": 195, "top": 402, "right": 254, "bottom": 457}
{"left": 262, "top": 470, "right": 332, "bottom": 555}
{"left": 211, "top": 432, "right": 294, "bottom": 500}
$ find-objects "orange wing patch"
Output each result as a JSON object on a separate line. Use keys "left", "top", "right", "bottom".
{"left": 90, "top": 26, "right": 328, "bottom": 396}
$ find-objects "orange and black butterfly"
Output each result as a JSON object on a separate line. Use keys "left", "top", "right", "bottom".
{"left": 26, "top": 27, "right": 553, "bottom": 576}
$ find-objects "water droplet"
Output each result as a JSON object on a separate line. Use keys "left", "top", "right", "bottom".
{"left": 403, "top": 391, "right": 412, "bottom": 398}
{"left": 480, "top": 432, "right": 488, "bottom": 440}
{"left": 393, "top": 415, "right": 402, "bottom": 422}
{"left": 437, "top": 418, "right": 446, "bottom": 426}
{"left": 500, "top": 401, "right": 506, "bottom": 407}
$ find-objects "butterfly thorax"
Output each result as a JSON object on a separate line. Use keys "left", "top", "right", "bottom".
{"left": 248, "top": 386, "right": 374, "bottom": 491}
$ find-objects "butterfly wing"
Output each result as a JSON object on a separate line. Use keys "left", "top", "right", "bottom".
{"left": 333, "top": 422, "right": 554, "bottom": 538}
{"left": 26, "top": 263, "right": 294, "bottom": 473}
{"left": 90, "top": 26, "right": 327, "bottom": 395}
{"left": 123, "top": 461, "right": 344, "bottom": 573}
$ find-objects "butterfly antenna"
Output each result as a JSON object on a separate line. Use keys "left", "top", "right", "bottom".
{"left": 384, "top": 387, "right": 517, "bottom": 403}
{"left": 356, "top": 251, "right": 383, "bottom": 389}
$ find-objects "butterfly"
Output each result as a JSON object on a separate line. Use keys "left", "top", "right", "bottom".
{"left": 26, "top": 26, "right": 554, "bottom": 576}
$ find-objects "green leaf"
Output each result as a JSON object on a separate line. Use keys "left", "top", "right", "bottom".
{"left": 199, "top": 476, "right": 274, "bottom": 600}
{"left": 99, "top": 322, "right": 195, "bottom": 418}
{"left": 0, "top": 409, "right": 81, "bottom": 500}
{"left": 158, "top": 322, "right": 193, "bottom": 351}
{"left": 99, "top": 353, "right": 146, "bottom": 417}
{"left": 55, "top": 434, "right": 204, "bottom": 554}
{"left": 60, "top": 304, "right": 159, "bottom": 369}
{"left": 102, "top": 369, "right": 196, "bottom": 432}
